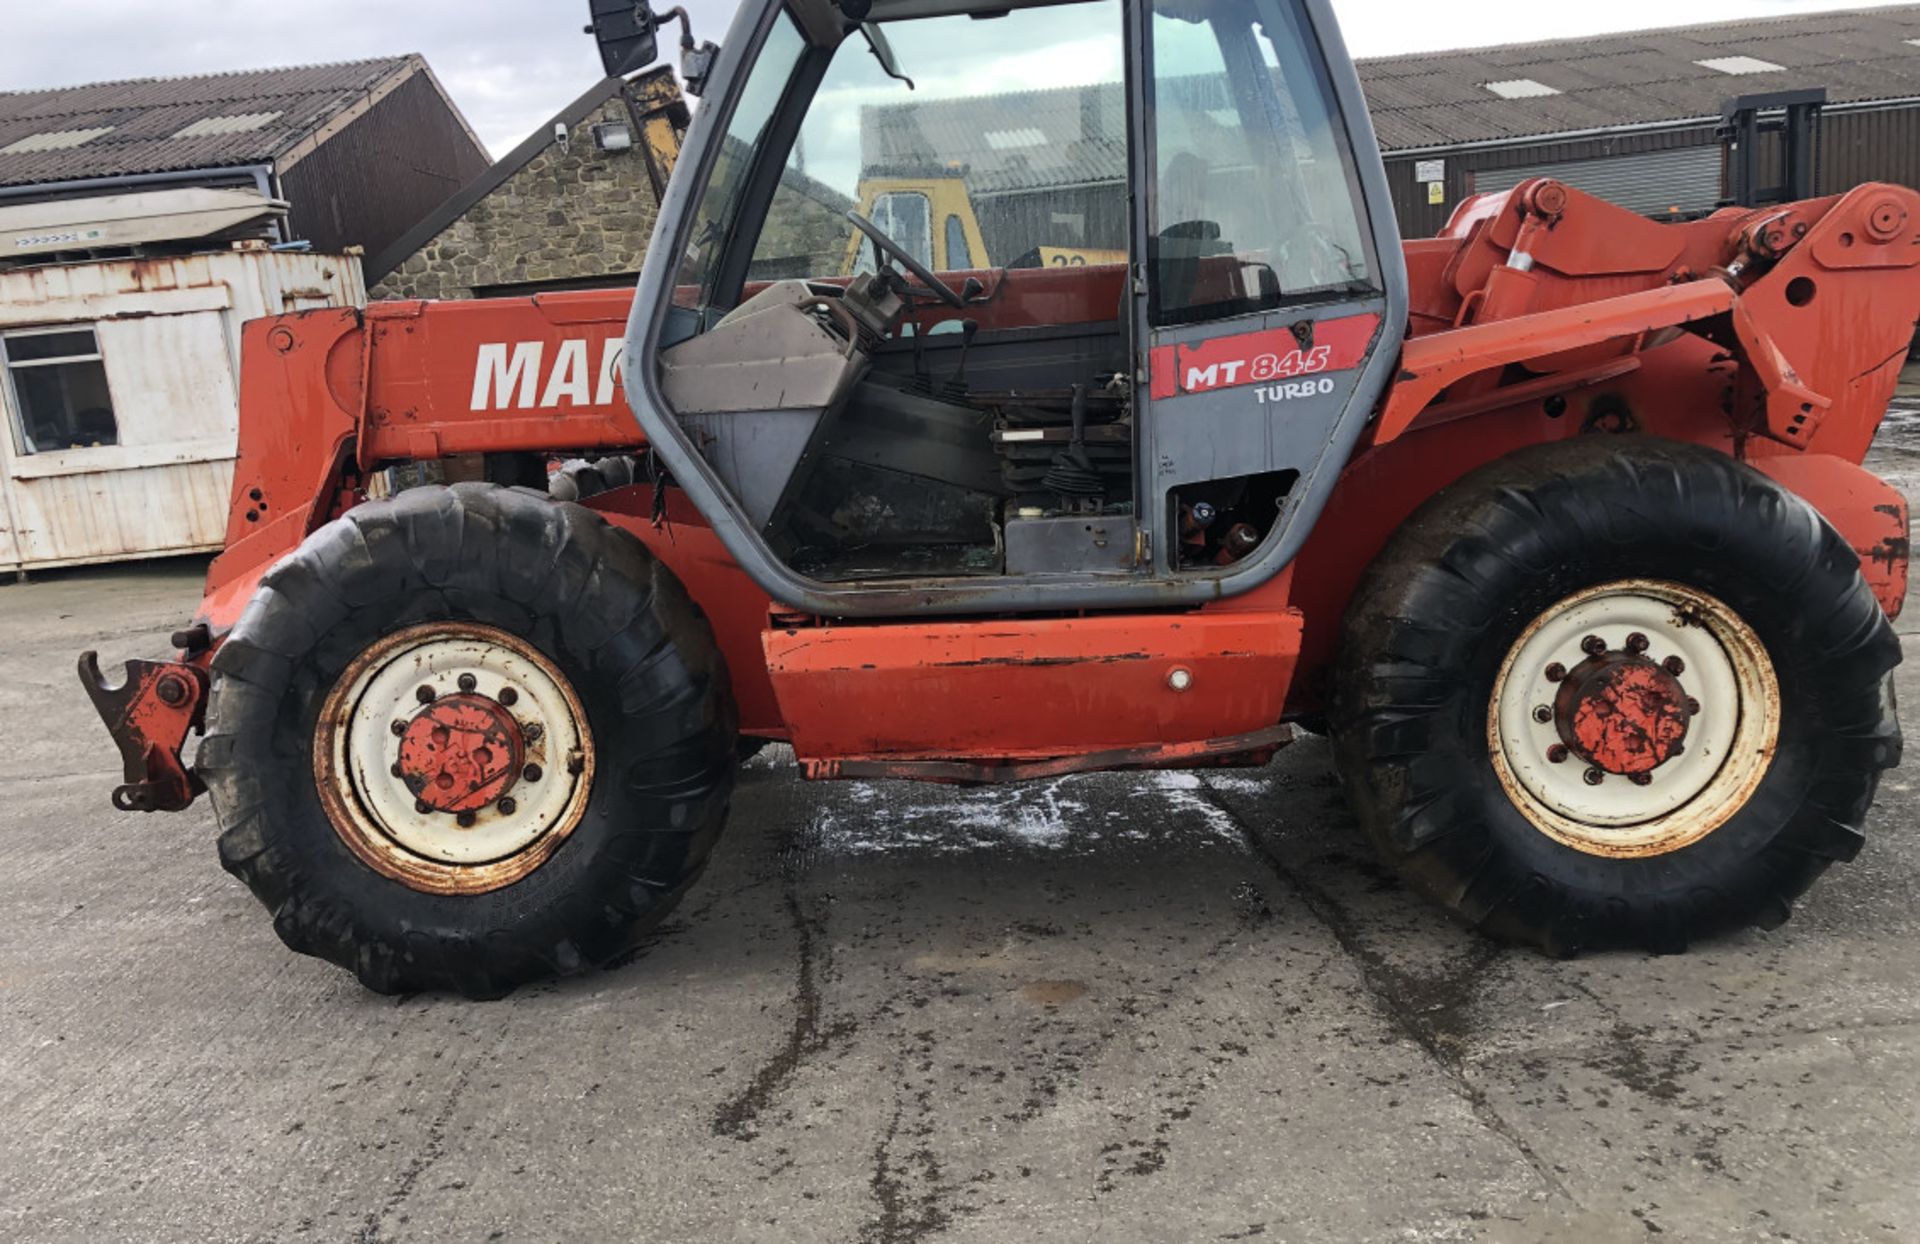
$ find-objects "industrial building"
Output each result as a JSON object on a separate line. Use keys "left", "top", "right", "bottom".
{"left": 0, "top": 57, "right": 489, "bottom": 257}
{"left": 0, "top": 59, "right": 486, "bottom": 573}
{"left": 1364, "top": 3, "right": 1920, "bottom": 235}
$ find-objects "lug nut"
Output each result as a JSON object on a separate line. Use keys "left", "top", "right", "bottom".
{"left": 1670, "top": 742, "right": 1685, "bottom": 756}
{"left": 1533, "top": 705, "right": 1552, "bottom": 724}
{"left": 415, "top": 685, "right": 437, "bottom": 704}
{"left": 391, "top": 719, "right": 408, "bottom": 737}
{"left": 457, "top": 672, "right": 477, "bottom": 693}
{"left": 499, "top": 687, "right": 518, "bottom": 707}
{"left": 524, "top": 722, "right": 543, "bottom": 742}
{"left": 391, "top": 762, "right": 404, "bottom": 778}
{"left": 456, "top": 811, "right": 477, "bottom": 828}
{"left": 1663, "top": 656, "right": 1686, "bottom": 676}
{"left": 1580, "top": 635, "right": 1607, "bottom": 656}
{"left": 1545, "top": 662, "right": 1568, "bottom": 683}
{"left": 415, "top": 798, "right": 433, "bottom": 814}
{"left": 498, "top": 797, "right": 517, "bottom": 815}
{"left": 1629, "top": 772, "right": 1652, "bottom": 786}
{"left": 523, "top": 764, "right": 543, "bottom": 783}
{"left": 1547, "top": 744, "right": 1570, "bottom": 764}
{"left": 1583, "top": 767, "right": 1605, "bottom": 786}
{"left": 1625, "top": 632, "right": 1650, "bottom": 654}
{"left": 1685, "top": 697, "right": 1700, "bottom": 715}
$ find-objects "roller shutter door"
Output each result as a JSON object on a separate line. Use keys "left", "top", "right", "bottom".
{"left": 1475, "top": 145, "right": 1723, "bottom": 217}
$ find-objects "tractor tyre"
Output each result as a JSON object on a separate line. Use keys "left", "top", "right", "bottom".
{"left": 549, "top": 455, "right": 642, "bottom": 504}
{"left": 1330, "top": 438, "right": 1902, "bottom": 956}
{"left": 199, "top": 483, "right": 738, "bottom": 997}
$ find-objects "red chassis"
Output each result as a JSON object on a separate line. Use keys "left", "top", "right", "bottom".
{"left": 84, "top": 180, "right": 1915, "bottom": 808}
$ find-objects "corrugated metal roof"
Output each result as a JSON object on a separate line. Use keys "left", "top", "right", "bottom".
{"left": 0, "top": 57, "right": 417, "bottom": 188}
{"left": 865, "top": 5, "right": 1920, "bottom": 193}
{"left": 1360, "top": 4, "right": 1920, "bottom": 150}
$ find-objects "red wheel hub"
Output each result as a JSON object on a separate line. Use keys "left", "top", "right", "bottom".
{"left": 1554, "top": 655, "right": 1692, "bottom": 775}
{"left": 396, "top": 694, "right": 525, "bottom": 813}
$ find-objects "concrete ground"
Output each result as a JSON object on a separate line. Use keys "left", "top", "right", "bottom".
{"left": 4, "top": 444, "right": 1920, "bottom": 1243}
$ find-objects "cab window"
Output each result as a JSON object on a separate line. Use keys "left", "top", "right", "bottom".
{"left": 1147, "top": 0, "right": 1375, "bottom": 325}
{"left": 744, "top": 0, "right": 1126, "bottom": 283}
{"left": 944, "top": 215, "right": 974, "bottom": 270}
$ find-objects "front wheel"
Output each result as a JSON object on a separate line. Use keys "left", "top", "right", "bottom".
{"left": 199, "top": 483, "right": 737, "bottom": 997}
{"left": 1331, "top": 439, "right": 1902, "bottom": 955}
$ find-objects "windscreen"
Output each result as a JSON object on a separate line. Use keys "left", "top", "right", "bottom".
{"left": 746, "top": 0, "right": 1127, "bottom": 281}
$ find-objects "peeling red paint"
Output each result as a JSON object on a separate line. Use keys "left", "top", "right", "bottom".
{"left": 1562, "top": 661, "right": 1691, "bottom": 775}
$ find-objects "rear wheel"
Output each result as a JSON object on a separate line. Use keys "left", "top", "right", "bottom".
{"left": 1331, "top": 438, "right": 1901, "bottom": 955}
{"left": 200, "top": 483, "right": 737, "bottom": 997}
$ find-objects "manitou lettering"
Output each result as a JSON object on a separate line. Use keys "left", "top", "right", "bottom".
{"left": 471, "top": 339, "right": 623, "bottom": 411}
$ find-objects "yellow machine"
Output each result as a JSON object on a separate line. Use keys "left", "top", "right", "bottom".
{"left": 841, "top": 175, "right": 1124, "bottom": 273}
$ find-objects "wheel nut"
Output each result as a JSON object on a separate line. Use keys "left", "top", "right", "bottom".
{"left": 1533, "top": 705, "right": 1552, "bottom": 724}
{"left": 1629, "top": 772, "right": 1652, "bottom": 786}
{"left": 498, "top": 797, "right": 517, "bottom": 815}
{"left": 414, "top": 798, "right": 433, "bottom": 814}
{"left": 1663, "top": 656, "right": 1686, "bottom": 676}
{"left": 391, "top": 719, "right": 408, "bottom": 737}
{"left": 391, "top": 762, "right": 404, "bottom": 778}
{"left": 524, "top": 722, "right": 543, "bottom": 742}
{"left": 1547, "top": 744, "right": 1570, "bottom": 764}
{"left": 1583, "top": 767, "right": 1605, "bottom": 786}
{"left": 415, "top": 684, "right": 437, "bottom": 704}
{"left": 457, "top": 672, "right": 478, "bottom": 693}
{"left": 1685, "top": 697, "right": 1701, "bottom": 715}
{"left": 1581, "top": 635, "right": 1607, "bottom": 656}
{"left": 499, "top": 687, "right": 519, "bottom": 707}
{"left": 523, "top": 764, "right": 542, "bottom": 783}
{"left": 1545, "top": 662, "right": 1567, "bottom": 683}
{"left": 1625, "top": 632, "right": 1650, "bottom": 654}
{"left": 1670, "top": 742, "right": 1685, "bottom": 756}
{"left": 456, "top": 811, "right": 477, "bottom": 828}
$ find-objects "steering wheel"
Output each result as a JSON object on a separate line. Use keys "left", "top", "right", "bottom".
{"left": 846, "top": 210, "right": 966, "bottom": 308}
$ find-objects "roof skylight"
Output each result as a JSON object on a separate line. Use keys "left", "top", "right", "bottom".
{"left": 1484, "top": 79, "right": 1561, "bottom": 100}
{"left": 1695, "top": 55, "right": 1786, "bottom": 75}
{"left": 983, "top": 128, "right": 1047, "bottom": 150}
{"left": 0, "top": 127, "right": 114, "bottom": 155}
{"left": 171, "top": 112, "right": 284, "bottom": 139}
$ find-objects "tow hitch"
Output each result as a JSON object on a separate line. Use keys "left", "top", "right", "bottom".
{"left": 78, "top": 651, "right": 209, "bottom": 812}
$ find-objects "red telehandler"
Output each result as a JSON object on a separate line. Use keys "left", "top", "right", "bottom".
{"left": 83, "top": 0, "right": 1912, "bottom": 996}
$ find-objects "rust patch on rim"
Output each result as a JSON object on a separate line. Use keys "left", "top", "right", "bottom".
{"left": 313, "top": 622, "right": 595, "bottom": 895}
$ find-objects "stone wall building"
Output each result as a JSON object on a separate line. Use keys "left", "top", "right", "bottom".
{"left": 368, "top": 69, "right": 686, "bottom": 300}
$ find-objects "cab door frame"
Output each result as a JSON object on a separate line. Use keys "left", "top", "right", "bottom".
{"left": 1126, "top": 0, "right": 1408, "bottom": 578}
{"left": 623, "top": 0, "right": 1408, "bottom": 619}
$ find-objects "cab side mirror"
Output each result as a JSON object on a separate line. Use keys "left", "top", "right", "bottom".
{"left": 586, "top": 0, "right": 660, "bottom": 78}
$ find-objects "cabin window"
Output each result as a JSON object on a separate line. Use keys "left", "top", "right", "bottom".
{"left": 1, "top": 326, "right": 118, "bottom": 454}
{"left": 944, "top": 214, "right": 973, "bottom": 271}
{"left": 1147, "top": 0, "right": 1376, "bottom": 325}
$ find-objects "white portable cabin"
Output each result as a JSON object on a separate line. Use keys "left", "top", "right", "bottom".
{"left": 0, "top": 191, "right": 365, "bottom": 574}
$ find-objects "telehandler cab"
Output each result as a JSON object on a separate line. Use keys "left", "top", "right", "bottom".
{"left": 83, "top": 0, "right": 1913, "bottom": 996}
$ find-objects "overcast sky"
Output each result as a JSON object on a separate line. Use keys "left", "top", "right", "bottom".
{"left": 3, "top": 0, "right": 1915, "bottom": 159}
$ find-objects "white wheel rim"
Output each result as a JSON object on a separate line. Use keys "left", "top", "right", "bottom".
{"left": 315, "top": 623, "right": 594, "bottom": 894}
{"left": 1489, "top": 579, "right": 1779, "bottom": 859}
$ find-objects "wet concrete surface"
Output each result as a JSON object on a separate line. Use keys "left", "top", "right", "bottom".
{"left": 4, "top": 437, "right": 1920, "bottom": 1242}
